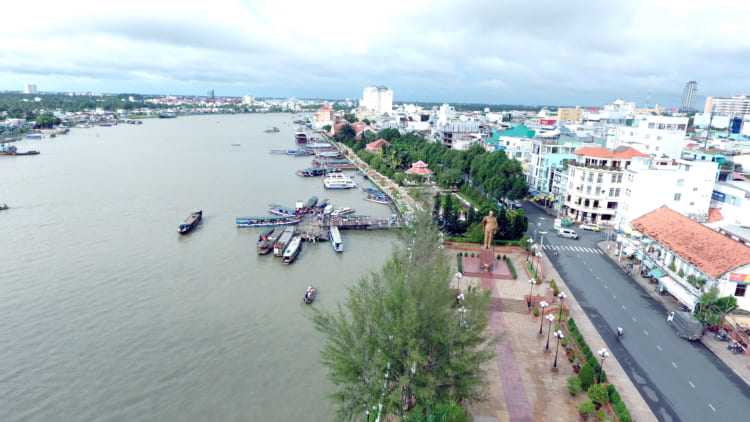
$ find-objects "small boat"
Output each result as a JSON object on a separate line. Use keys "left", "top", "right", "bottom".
{"left": 257, "top": 227, "right": 281, "bottom": 255}
{"left": 296, "top": 196, "right": 317, "bottom": 214}
{"left": 264, "top": 127, "right": 280, "bottom": 133}
{"left": 178, "top": 209, "right": 203, "bottom": 234}
{"left": 0, "top": 203, "right": 8, "bottom": 211}
{"left": 273, "top": 227, "right": 297, "bottom": 256}
{"left": 314, "top": 198, "right": 330, "bottom": 212}
{"left": 303, "top": 285, "right": 316, "bottom": 304}
{"left": 296, "top": 167, "right": 326, "bottom": 177}
{"left": 236, "top": 215, "right": 301, "bottom": 228}
{"left": 330, "top": 207, "right": 355, "bottom": 217}
{"left": 322, "top": 204, "right": 333, "bottom": 215}
{"left": 287, "top": 149, "right": 314, "bottom": 157}
{"left": 268, "top": 204, "right": 298, "bottom": 217}
{"left": 364, "top": 193, "right": 392, "bottom": 205}
{"left": 231, "top": 143, "right": 241, "bottom": 146}
{"left": 363, "top": 187, "right": 380, "bottom": 192}
{"left": 323, "top": 172, "right": 357, "bottom": 190}
{"left": 329, "top": 226, "right": 343, "bottom": 253}
{"left": 26, "top": 134, "right": 42, "bottom": 139}
{"left": 295, "top": 128, "right": 308, "bottom": 144}
{"left": 282, "top": 235, "right": 302, "bottom": 264}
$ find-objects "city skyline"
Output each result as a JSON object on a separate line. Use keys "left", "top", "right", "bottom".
{"left": 2, "top": 1, "right": 750, "bottom": 108}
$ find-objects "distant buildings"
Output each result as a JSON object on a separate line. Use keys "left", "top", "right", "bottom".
{"left": 704, "top": 94, "right": 750, "bottom": 117}
{"left": 607, "top": 115, "right": 689, "bottom": 159}
{"left": 681, "top": 81, "right": 697, "bottom": 111}
{"left": 557, "top": 106, "right": 583, "bottom": 122}
{"left": 361, "top": 86, "right": 393, "bottom": 116}
{"left": 24, "top": 84, "right": 37, "bottom": 94}
{"left": 206, "top": 89, "right": 214, "bottom": 99}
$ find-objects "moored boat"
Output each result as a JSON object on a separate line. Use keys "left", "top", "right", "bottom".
{"left": 323, "top": 172, "right": 357, "bottom": 189}
{"left": 282, "top": 235, "right": 302, "bottom": 264}
{"left": 297, "top": 196, "right": 318, "bottom": 214}
{"left": 178, "top": 209, "right": 203, "bottom": 234}
{"left": 236, "top": 215, "right": 301, "bottom": 228}
{"left": 273, "top": 227, "right": 297, "bottom": 256}
{"left": 0, "top": 203, "right": 8, "bottom": 211}
{"left": 329, "top": 226, "right": 343, "bottom": 253}
{"left": 257, "top": 227, "right": 281, "bottom": 255}
{"left": 268, "top": 204, "right": 298, "bottom": 217}
{"left": 295, "top": 128, "right": 308, "bottom": 144}
{"left": 296, "top": 167, "right": 326, "bottom": 177}
{"left": 303, "top": 285, "right": 316, "bottom": 304}
{"left": 264, "top": 126, "right": 280, "bottom": 133}
{"left": 364, "top": 193, "right": 392, "bottom": 205}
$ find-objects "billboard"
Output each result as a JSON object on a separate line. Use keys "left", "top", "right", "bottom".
{"left": 540, "top": 119, "right": 556, "bottom": 125}
{"left": 711, "top": 190, "right": 726, "bottom": 202}
{"left": 729, "top": 273, "right": 750, "bottom": 284}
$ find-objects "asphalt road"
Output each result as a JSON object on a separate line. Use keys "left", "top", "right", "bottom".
{"left": 523, "top": 204, "right": 750, "bottom": 422}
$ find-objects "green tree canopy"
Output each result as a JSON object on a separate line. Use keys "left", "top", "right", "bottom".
{"left": 311, "top": 212, "right": 496, "bottom": 421}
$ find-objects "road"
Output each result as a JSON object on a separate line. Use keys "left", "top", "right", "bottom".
{"left": 523, "top": 204, "right": 750, "bottom": 422}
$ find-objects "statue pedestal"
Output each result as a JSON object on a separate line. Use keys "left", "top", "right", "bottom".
{"left": 479, "top": 248, "right": 494, "bottom": 272}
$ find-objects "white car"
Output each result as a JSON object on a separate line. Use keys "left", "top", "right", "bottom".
{"left": 580, "top": 223, "right": 600, "bottom": 232}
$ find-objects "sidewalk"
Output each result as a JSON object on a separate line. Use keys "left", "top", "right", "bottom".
{"left": 598, "top": 240, "right": 750, "bottom": 387}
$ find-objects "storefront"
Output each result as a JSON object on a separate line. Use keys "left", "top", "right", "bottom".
{"left": 658, "top": 276, "right": 699, "bottom": 311}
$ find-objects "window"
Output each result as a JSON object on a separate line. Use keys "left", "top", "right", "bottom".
{"left": 615, "top": 188, "right": 620, "bottom": 197}
{"left": 674, "top": 193, "right": 681, "bottom": 201}
{"left": 689, "top": 202, "right": 695, "bottom": 206}
{"left": 595, "top": 187, "right": 601, "bottom": 195}
{"left": 693, "top": 187, "right": 698, "bottom": 191}
{"left": 677, "top": 178, "right": 685, "bottom": 187}
{"left": 609, "top": 188, "right": 615, "bottom": 196}
{"left": 588, "top": 173, "right": 594, "bottom": 182}
{"left": 597, "top": 173, "right": 603, "bottom": 183}
{"left": 586, "top": 186, "right": 592, "bottom": 194}
{"left": 735, "top": 284, "right": 747, "bottom": 297}
{"left": 657, "top": 136, "right": 662, "bottom": 140}
{"left": 611, "top": 174, "right": 617, "bottom": 183}
{"left": 617, "top": 174, "right": 623, "bottom": 183}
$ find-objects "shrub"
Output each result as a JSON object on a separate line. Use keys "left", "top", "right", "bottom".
{"left": 587, "top": 357, "right": 600, "bottom": 373}
{"left": 678, "top": 268, "right": 685, "bottom": 278}
{"left": 549, "top": 279, "right": 559, "bottom": 296}
{"left": 578, "top": 362, "right": 595, "bottom": 390}
{"left": 457, "top": 252, "right": 462, "bottom": 257}
{"left": 613, "top": 401, "right": 627, "bottom": 414}
{"left": 617, "top": 409, "right": 632, "bottom": 422}
{"left": 507, "top": 259, "right": 517, "bottom": 279}
{"left": 578, "top": 401, "right": 596, "bottom": 418}
{"left": 669, "top": 260, "right": 676, "bottom": 271}
{"left": 596, "top": 408, "right": 605, "bottom": 421}
{"left": 567, "top": 376, "right": 581, "bottom": 396}
{"left": 567, "top": 317, "right": 576, "bottom": 331}
{"left": 587, "top": 384, "right": 608, "bottom": 405}
{"left": 599, "top": 370, "right": 607, "bottom": 384}
{"left": 607, "top": 385, "right": 620, "bottom": 404}
{"left": 582, "top": 345, "right": 593, "bottom": 361}
{"left": 560, "top": 336, "right": 568, "bottom": 347}
{"left": 532, "top": 306, "right": 540, "bottom": 316}
{"left": 496, "top": 254, "right": 501, "bottom": 259}
{"left": 470, "top": 252, "right": 475, "bottom": 257}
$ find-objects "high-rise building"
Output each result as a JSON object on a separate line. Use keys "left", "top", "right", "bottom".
{"left": 361, "top": 86, "right": 393, "bottom": 116}
{"left": 24, "top": 83, "right": 37, "bottom": 94}
{"left": 206, "top": 89, "right": 214, "bottom": 99}
{"left": 704, "top": 94, "right": 750, "bottom": 117}
{"left": 681, "top": 81, "right": 697, "bottom": 110}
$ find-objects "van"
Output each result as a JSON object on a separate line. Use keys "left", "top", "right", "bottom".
{"left": 558, "top": 228, "right": 578, "bottom": 239}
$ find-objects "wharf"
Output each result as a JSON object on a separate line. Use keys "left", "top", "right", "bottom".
{"left": 297, "top": 212, "right": 401, "bottom": 242}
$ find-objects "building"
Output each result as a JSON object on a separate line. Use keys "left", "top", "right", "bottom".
{"left": 564, "top": 146, "right": 648, "bottom": 225}
{"left": 704, "top": 95, "right": 750, "bottom": 117}
{"left": 361, "top": 86, "right": 393, "bottom": 116}
{"left": 24, "top": 84, "right": 37, "bottom": 94}
{"left": 206, "top": 90, "right": 214, "bottom": 99}
{"left": 365, "top": 138, "right": 390, "bottom": 153}
{"left": 615, "top": 157, "right": 717, "bottom": 230}
{"left": 630, "top": 206, "right": 750, "bottom": 312}
{"left": 557, "top": 107, "right": 583, "bottom": 122}
{"left": 681, "top": 81, "right": 697, "bottom": 111}
{"left": 710, "top": 181, "right": 750, "bottom": 228}
{"left": 608, "top": 115, "right": 689, "bottom": 159}
{"left": 315, "top": 105, "right": 334, "bottom": 124}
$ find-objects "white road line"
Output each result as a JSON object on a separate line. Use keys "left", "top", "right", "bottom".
{"left": 643, "top": 330, "right": 649, "bottom": 336}
{"left": 672, "top": 361, "right": 678, "bottom": 368}
{"left": 656, "top": 345, "right": 662, "bottom": 351}
{"left": 612, "top": 295, "right": 616, "bottom": 299}
{"left": 708, "top": 403, "right": 716, "bottom": 412}
{"left": 633, "top": 317, "right": 637, "bottom": 322}
{"left": 622, "top": 305, "right": 627, "bottom": 310}
{"left": 689, "top": 381, "right": 695, "bottom": 389}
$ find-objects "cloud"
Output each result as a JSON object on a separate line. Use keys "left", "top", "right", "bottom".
{"left": 1, "top": 0, "right": 750, "bottom": 106}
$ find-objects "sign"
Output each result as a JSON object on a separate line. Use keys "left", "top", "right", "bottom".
{"left": 729, "top": 272, "right": 750, "bottom": 284}
{"left": 711, "top": 190, "right": 726, "bottom": 202}
{"left": 540, "top": 119, "right": 556, "bottom": 125}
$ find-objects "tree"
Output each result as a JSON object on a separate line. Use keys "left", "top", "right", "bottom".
{"left": 322, "top": 124, "right": 332, "bottom": 132}
{"left": 695, "top": 291, "right": 737, "bottom": 326}
{"left": 433, "top": 193, "right": 442, "bottom": 222}
{"left": 35, "top": 112, "right": 59, "bottom": 128}
{"left": 578, "top": 362, "right": 595, "bottom": 390}
{"left": 587, "top": 384, "right": 608, "bottom": 405}
{"left": 310, "top": 212, "right": 496, "bottom": 421}
{"left": 343, "top": 113, "right": 357, "bottom": 123}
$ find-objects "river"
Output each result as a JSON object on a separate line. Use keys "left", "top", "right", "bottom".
{"left": 0, "top": 114, "right": 396, "bottom": 421}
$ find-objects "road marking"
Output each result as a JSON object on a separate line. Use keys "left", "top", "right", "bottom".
{"left": 708, "top": 403, "right": 716, "bottom": 412}
{"left": 632, "top": 317, "right": 637, "bottom": 322}
{"left": 689, "top": 381, "right": 695, "bottom": 389}
{"left": 643, "top": 330, "right": 649, "bottom": 336}
{"left": 612, "top": 295, "right": 616, "bottom": 299}
{"left": 672, "top": 361, "right": 678, "bottom": 368}
{"left": 622, "top": 305, "right": 626, "bottom": 310}
{"left": 604, "top": 285, "right": 608, "bottom": 289}
{"left": 656, "top": 345, "right": 662, "bottom": 351}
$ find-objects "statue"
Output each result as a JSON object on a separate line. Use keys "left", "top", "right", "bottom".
{"left": 482, "top": 210, "right": 498, "bottom": 249}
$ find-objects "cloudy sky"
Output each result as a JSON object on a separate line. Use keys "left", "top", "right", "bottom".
{"left": 2, "top": 0, "right": 749, "bottom": 108}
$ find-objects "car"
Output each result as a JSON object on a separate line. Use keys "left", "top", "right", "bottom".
{"left": 580, "top": 223, "right": 600, "bottom": 232}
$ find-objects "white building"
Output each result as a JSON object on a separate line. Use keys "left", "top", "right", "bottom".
{"left": 705, "top": 94, "right": 750, "bottom": 117}
{"left": 616, "top": 157, "right": 717, "bottom": 230}
{"left": 24, "top": 84, "right": 37, "bottom": 94}
{"left": 361, "top": 86, "right": 393, "bottom": 116}
{"left": 681, "top": 81, "right": 697, "bottom": 110}
{"left": 608, "top": 115, "right": 689, "bottom": 159}
{"left": 709, "top": 181, "right": 750, "bottom": 228}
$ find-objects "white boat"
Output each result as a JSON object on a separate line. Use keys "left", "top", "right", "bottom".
{"left": 282, "top": 235, "right": 302, "bottom": 264}
{"left": 330, "top": 207, "right": 355, "bottom": 217}
{"left": 323, "top": 204, "right": 333, "bottom": 215}
{"left": 323, "top": 172, "right": 357, "bottom": 190}
{"left": 329, "top": 226, "right": 343, "bottom": 253}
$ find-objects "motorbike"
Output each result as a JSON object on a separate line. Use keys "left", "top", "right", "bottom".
{"left": 727, "top": 342, "right": 745, "bottom": 354}
{"left": 617, "top": 328, "right": 624, "bottom": 341}
{"left": 714, "top": 329, "right": 731, "bottom": 342}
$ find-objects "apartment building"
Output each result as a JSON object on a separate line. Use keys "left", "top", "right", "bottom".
{"left": 705, "top": 94, "right": 750, "bottom": 117}
{"left": 361, "top": 86, "right": 393, "bottom": 116}
{"left": 557, "top": 106, "right": 583, "bottom": 122}
{"left": 564, "top": 146, "right": 648, "bottom": 225}
{"left": 608, "top": 115, "right": 689, "bottom": 159}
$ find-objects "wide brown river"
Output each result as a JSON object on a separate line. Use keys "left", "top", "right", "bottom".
{"left": 0, "top": 114, "right": 396, "bottom": 421}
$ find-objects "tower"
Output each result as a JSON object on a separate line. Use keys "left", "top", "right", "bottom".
{"left": 681, "top": 81, "right": 697, "bottom": 111}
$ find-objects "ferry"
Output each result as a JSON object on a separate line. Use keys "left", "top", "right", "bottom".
{"left": 295, "top": 128, "right": 308, "bottom": 144}
{"left": 329, "top": 226, "right": 344, "bottom": 253}
{"left": 236, "top": 215, "right": 301, "bottom": 228}
{"left": 257, "top": 227, "right": 281, "bottom": 255}
{"left": 282, "top": 235, "right": 302, "bottom": 264}
{"left": 364, "top": 193, "right": 392, "bottom": 205}
{"left": 296, "top": 167, "right": 326, "bottom": 177}
{"left": 273, "top": 227, "right": 297, "bottom": 256}
{"left": 323, "top": 172, "right": 357, "bottom": 190}
{"left": 268, "top": 204, "right": 298, "bottom": 217}
{"left": 330, "top": 207, "right": 355, "bottom": 217}
{"left": 178, "top": 209, "right": 202, "bottom": 234}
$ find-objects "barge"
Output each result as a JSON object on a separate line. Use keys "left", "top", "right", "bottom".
{"left": 178, "top": 209, "right": 202, "bottom": 234}
{"left": 236, "top": 215, "right": 301, "bottom": 228}
{"left": 273, "top": 227, "right": 297, "bottom": 256}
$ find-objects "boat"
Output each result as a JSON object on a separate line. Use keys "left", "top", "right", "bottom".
{"left": 329, "top": 226, "right": 344, "bottom": 253}
{"left": 323, "top": 204, "right": 333, "bottom": 215}
{"left": 296, "top": 196, "right": 317, "bottom": 214}
{"left": 268, "top": 204, "right": 298, "bottom": 217}
{"left": 315, "top": 151, "right": 344, "bottom": 159}
{"left": 178, "top": 209, "right": 202, "bottom": 234}
{"left": 330, "top": 207, "right": 355, "bottom": 217}
{"left": 287, "top": 149, "right": 314, "bottom": 157}
{"left": 323, "top": 172, "right": 357, "bottom": 190}
{"left": 273, "top": 227, "right": 297, "bottom": 256}
{"left": 363, "top": 187, "right": 380, "bottom": 192}
{"left": 295, "top": 128, "right": 308, "bottom": 144}
{"left": 282, "top": 235, "right": 302, "bottom": 264}
{"left": 314, "top": 198, "right": 330, "bottom": 212}
{"left": 264, "top": 127, "right": 280, "bottom": 133}
{"left": 26, "top": 134, "right": 42, "bottom": 139}
{"left": 364, "top": 193, "right": 392, "bottom": 205}
{"left": 158, "top": 113, "right": 177, "bottom": 118}
{"left": 231, "top": 143, "right": 241, "bottom": 147}
{"left": 296, "top": 167, "right": 326, "bottom": 177}
{"left": 0, "top": 203, "right": 8, "bottom": 211}
{"left": 236, "top": 215, "right": 301, "bottom": 228}
{"left": 303, "top": 285, "right": 316, "bottom": 304}
{"left": 257, "top": 227, "right": 281, "bottom": 255}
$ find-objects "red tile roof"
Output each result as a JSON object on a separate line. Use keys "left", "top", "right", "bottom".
{"left": 573, "top": 146, "right": 649, "bottom": 159}
{"left": 706, "top": 208, "right": 724, "bottom": 224}
{"left": 365, "top": 139, "right": 390, "bottom": 152}
{"left": 319, "top": 105, "right": 332, "bottom": 111}
{"left": 631, "top": 206, "right": 750, "bottom": 278}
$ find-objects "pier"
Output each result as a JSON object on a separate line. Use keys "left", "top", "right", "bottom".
{"left": 297, "top": 212, "right": 401, "bottom": 242}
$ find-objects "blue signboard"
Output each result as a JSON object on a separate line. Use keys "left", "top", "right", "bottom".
{"left": 711, "top": 190, "right": 725, "bottom": 202}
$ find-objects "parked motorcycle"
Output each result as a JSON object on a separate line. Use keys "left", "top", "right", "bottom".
{"left": 727, "top": 341, "right": 745, "bottom": 354}
{"left": 714, "top": 329, "right": 731, "bottom": 342}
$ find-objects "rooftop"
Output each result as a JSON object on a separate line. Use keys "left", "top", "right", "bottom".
{"left": 631, "top": 206, "right": 750, "bottom": 278}
{"left": 573, "top": 146, "right": 649, "bottom": 159}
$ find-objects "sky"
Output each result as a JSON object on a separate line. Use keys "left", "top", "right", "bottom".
{"left": 2, "top": 0, "right": 750, "bottom": 108}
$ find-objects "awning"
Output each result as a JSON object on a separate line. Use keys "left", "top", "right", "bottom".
{"left": 634, "top": 251, "right": 644, "bottom": 260}
{"left": 622, "top": 246, "right": 635, "bottom": 256}
{"left": 650, "top": 268, "right": 667, "bottom": 278}
{"left": 658, "top": 276, "right": 699, "bottom": 311}
{"left": 643, "top": 259, "right": 654, "bottom": 269}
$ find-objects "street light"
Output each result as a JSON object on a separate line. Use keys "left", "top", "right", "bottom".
{"left": 526, "top": 238, "right": 534, "bottom": 262}
{"left": 557, "top": 292, "right": 567, "bottom": 322}
{"left": 455, "top": 272, "right": 463, "bottom": 292}
{"left": 545, "top": 314, "right": 556, "bottom": 351}
{"left": 538, "top": 300, "right": 549, "bottom": 334}
{"left": 598, "top": 348, "right": 609, "bottom": 383}
{"left": 533, "top": 252, "right": 542, "bottom": 277}
{"left": 527, "top": 279, "right": 535, "bottom": 308}
{"left": 552, "top": 330, "right": 564, "bottom": 370}
{"left": 458, "top": 306, "right": 467, "bottom": 327}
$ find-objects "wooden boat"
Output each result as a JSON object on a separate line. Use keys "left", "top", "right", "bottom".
{"left": 296, "top": 196, "right": 317, "bottom": 214}
{"left": 264, "top": 127, "right": 280, "bottom": 133}
{"left": 273, "top": 227, "right": 297, "bottom": 256}
{"left": 282, "top": 235, "right": 302, "bottom": 264}
{"left": 296, "top": 167, "right": 326, "bottom": 177}
{"left": 295, "top": 128, "right": 308, "bottom": 144}
{"left": 178, "top": 209, "right": 202, "bottom": 234}
{"left": 364, "top": 193, "right": 392, "bottom": 205}
{"left": 329, "top": 226, "right": 343, "bottom": 253}
{"left": 236, "top": 215, "right": 301, "bottom": 228}
{"left": 257, "top": 227, "right": 281, "bottom": 255}
{"left": 268, "top": 204, "right": 298, "bottom": 217}
{"left": 0, "top": 203, "right": 8, "bottom": 211}
{"left": 303, "top": 285, "right": 316, "bottom": 304}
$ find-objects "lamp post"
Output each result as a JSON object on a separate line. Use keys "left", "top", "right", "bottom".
{"left": 527, "top": 279, "right": 535, "bottom": 309}
{"left": 552, "top": 330, "right": 564, "bottom": 370}
{"left": 526, "top": 238, "right": 533, "bottom": 262}
{"left": 533, "top": 252, "right": 542, "bottom": 277}
{"left": 557, "top": 292, "right": 567, "bottom": 322}
{"left": 458, "top": 306, "right": 468, "bottom": 328}
{"left": 455, "top": 272, "right": 463, "bottom": 292}
{"left": 538, "top": 300, "right": 548, "bottom": 334}
{"left": 598, "top": 348, "right": 609, "bottom": 383}
{"left": 545, "top": 314, "right": 556, "bottom": 351}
